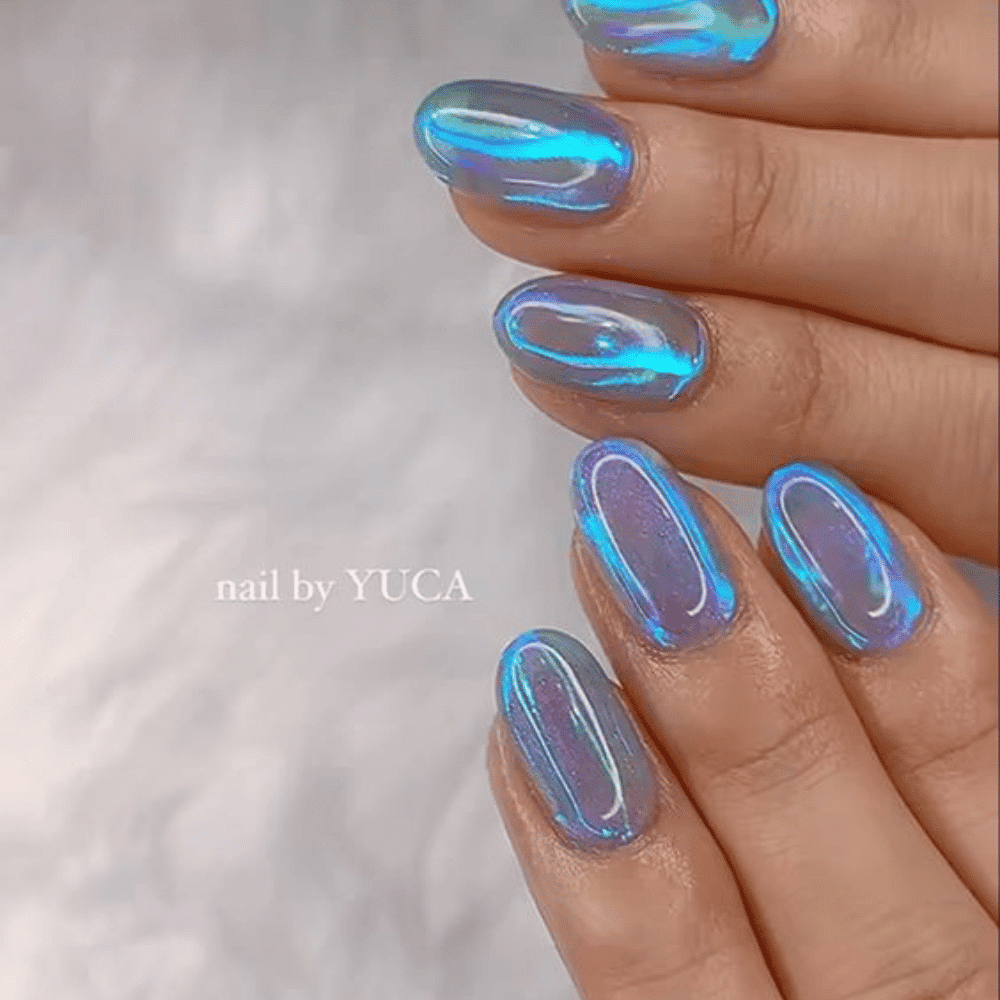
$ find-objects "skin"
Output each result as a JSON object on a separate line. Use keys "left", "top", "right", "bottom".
{"left": 428, "top": 0, "right": 1000, "bottom": 995}
{"left": 489, "top": 483, "right": 999, "bottom": 997}
{"left": 444, "top": 0, "right": 999, "bottom": 566}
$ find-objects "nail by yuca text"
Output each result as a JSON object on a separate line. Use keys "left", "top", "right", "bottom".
{"left": 215, "top": 568, "right": 473, "bottom": 611}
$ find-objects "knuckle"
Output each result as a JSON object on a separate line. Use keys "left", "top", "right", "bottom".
{"left": 719, "top": 124, "right": 799, "bottom": 265}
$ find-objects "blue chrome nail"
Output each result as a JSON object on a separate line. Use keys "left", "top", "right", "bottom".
{"left": 572, "top": 438, "right": 738, "bottom": 649}
{"left": 763, "top": 462, "right": 925, "bottom": 653}
{"left": 565, "top": 0, "right": 779, "bottom": 75}
{"left": 494, "top": 275, "right": 709, "bottom": 402}
{"left": 497, "top": 628, "right": 656, "bottom": 849}
{"left": 412, "top": 80, "right": 634, "bottom": 217}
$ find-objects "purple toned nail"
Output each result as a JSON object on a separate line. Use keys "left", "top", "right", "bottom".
{"left": 763, "top": 462, "right": 925, "bottom": 653}
{"left": 572, "top": 438, "right": 738, "bottom": 649}
{"left": 497, "top": 628, "right": 657, "bottom": 849}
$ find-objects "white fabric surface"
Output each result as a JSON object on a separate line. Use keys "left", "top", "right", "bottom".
{"left": 1, "top": 2, "right": 996, "bottom": 997}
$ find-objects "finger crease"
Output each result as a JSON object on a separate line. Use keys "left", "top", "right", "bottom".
{"left": 907, "top": 717, "right": 999, "bottom": 783}
{"left": 833, "top": 955, "right": 996, "bottom": 1000}
{"left": 704, "top": 708, "right": 845, "bottom": 799}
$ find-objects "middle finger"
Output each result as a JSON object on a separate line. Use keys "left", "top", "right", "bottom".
{"left": 413, "top": 81, "right": 999, "bottom": 353}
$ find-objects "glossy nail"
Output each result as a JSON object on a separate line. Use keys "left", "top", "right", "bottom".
{"left": 497, "top": 628, "right": 656, "bottom": 849}
{"left": 412, "top": 79, "right": 634, "bottom": 217}
{"left": 494, "top": 275, "right": 709, "bottom": 402}
{"left": 572, "top": 438, "right": 738, "bottom": 649}
{"left": 763, "top": 462, "right": 925, "bottom": 653}
{"left": 565, "top": 0, "right": 779, "bottom": 75}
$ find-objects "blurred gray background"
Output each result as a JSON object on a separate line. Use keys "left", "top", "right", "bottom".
{"left": 0, "top": 2, "right": 996, "bottom": 998}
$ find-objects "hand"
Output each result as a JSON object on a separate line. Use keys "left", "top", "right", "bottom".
{"left": 488, "top": 440, "right": 998, "bottom": 999}
{"left": 412, "top": 0, "right": 999, "bottom": 566}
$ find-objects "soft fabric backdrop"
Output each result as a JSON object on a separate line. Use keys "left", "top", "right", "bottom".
{"left": 1, "top": 2, "right": 995, "bottom": 997}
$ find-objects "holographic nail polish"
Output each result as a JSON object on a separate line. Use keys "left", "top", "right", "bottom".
{"left": 497, "top": 628, "right": 656, "bottom": 849}
{"left": 564, "top": 0, "right": 779, "bottom": 76}
{"left": 572, "top": 438, "right": 738, "bottom": 649}
{"left": 412, "top": 80, "right": 634, "bottom": 218}
{"left": 763, "top": 462, "right": 925, "bottom": 653}
{"left": 493, "top": 275, "right": 709, "bottom": 402}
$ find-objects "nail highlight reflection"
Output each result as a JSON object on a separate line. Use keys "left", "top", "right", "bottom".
{"left": 763, "top": 463, "right": 925, "bottom": 653}
{"left": 497, "top": 628, "right": 656, "bottom": 849}
{"left": 573, "top": 438, "right": 738, "bottom": 649}
{"left": 412, "top": 80, "right": 634, "bottom": 217}
{"left": 565, "top": 0, "right": 779, "bottom": 75}
{"left": 494, "top": 276, "right": 709, "bottom": 402}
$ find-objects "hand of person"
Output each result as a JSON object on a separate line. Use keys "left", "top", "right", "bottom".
{"left": 413, "top": 0, "right": 999, "bottom": 566}
{"left": 412, "top": 4, "right": 998, "bottom": 996}
{"left": 488, "top": 439, "right": 998, "bottom": 999}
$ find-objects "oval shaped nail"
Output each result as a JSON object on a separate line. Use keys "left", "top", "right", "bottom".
{"left": 763, "top": 462, "right": 926, "bottom": 653}
{"left": 572, "top": 438, "right": 738, "bottom": 649}
{"left": 412, "top": 79, "right": 634, "bottom": 217}
{"left": 497, "top": 628, "right": 657, "bottom": 849}
{"left": 494, "top": 275, "right": 709, "bottom": 402}
{"left": 564, "top": 0, "right": 779, "bottom": 75}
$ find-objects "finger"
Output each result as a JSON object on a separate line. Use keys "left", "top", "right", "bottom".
{"left": 566, "top": 0, "right": 998, "bottom": 136}
{"left": 758, "top": 463, "right": 999, "bottom": 919}
{"left": 492, "top": 276, "right": 999, "bottom": 565}
{"left": 570, "top": 437, "right": 998, "bottom": 1000}
{"left": 412, "top": 80, "right": 999, "bottom": 352}
{"left": 488, "top": 629, "right": 782, "bottom": 999}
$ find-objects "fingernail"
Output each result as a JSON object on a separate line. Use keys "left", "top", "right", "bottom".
{"left": 572, "top": 438, "right": 738, "bottom": 649}
{"left": 565, "top": 0, "right": 779, "bottom": 75}
{"left": 412, "top": 79, "right": 634, "bottom": 218}
{"left": 494, "top": 275, "right": 709, "bottom": 402}
{"left": 763, "top": 462, "right": 925, "bottom": 653}
{"left": 497, "top": 628, "right": 656, "bottom": 849}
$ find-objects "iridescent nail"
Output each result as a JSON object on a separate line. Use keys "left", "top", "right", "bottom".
{"left": 412, "top": 80, "right": 634, "bottom": 218}
{"left": 763, "top": 462, "right": 925, "bottom": 653}
{"left": 572, "top": 438, "right": 738, "bottom": 649}
{"left": 494, "top": 276, "right": 709, "bottom": 403}
{"left": 565, "top": 0, "right": 779, "bottom": 75}
{"left": 497, "top": 628, "right": 656, "bottom": 849}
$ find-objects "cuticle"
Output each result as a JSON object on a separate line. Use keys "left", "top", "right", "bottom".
{"left": 672, "top": 300, "right": 716, "bottom": 407}
{"left": 835, "top": 602, "right": 934, "bottom": 662}
{"left": 854, "top": 565, "right": 936, "bottom": 662}
{"left": 552, "top": 749, "right": 663, "bottom": 857}
{"left": 605, "top": 105, "right": 649, "bottom": 226}
{"left": 639, "top": 582, "right": 746, "bottom": 657}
